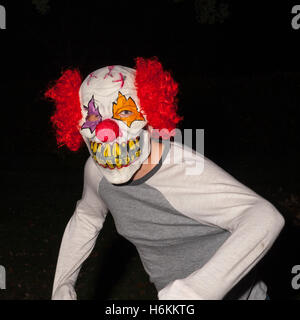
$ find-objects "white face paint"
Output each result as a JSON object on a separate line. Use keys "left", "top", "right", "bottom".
{"left": 79, "top": 65, "right": 151, "bottom": 184}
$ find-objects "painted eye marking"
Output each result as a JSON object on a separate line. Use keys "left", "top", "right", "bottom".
{"left": 87, "top": 114, "right": 101, "bottom": 122}
{"left": 118, "top": 110, "right": 133, "bottom": 118}
{"left": 81, "top": 95, "right": 102, "bottom": 133}
{"left": 112, "top": 92, "right": 145, "bottom": 127}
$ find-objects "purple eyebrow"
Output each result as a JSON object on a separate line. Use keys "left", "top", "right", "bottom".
{"left": 81, "top": 96, "right": 102, "bottom": 133}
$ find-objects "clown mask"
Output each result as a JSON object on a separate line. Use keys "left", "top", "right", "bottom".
{"left": 79, "top": 66, "right": 150, "bottom": 184}
{"left": 45, "top": 57, "right": 182, "bottom": 185}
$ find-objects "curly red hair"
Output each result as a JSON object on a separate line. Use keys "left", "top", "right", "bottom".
{"left": 134, "top": 57, "right": 182, "bottom": 139}
{"left": 45, "top": 69, "right": 83, "bottom": 151}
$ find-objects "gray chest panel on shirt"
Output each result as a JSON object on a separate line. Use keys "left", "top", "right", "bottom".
{"left": 99, "top": 177, "right": 231, "bottom": 291}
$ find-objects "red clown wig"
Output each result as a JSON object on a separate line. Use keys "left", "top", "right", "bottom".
{"left": 45, "top": 69, "right": 83, "bottom": 151}
{"left": 134, "top": 57, "right": 182, "bottom": 139}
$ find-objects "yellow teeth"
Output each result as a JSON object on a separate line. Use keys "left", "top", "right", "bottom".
{"left": 135, "top": 150, "right": 141, "bottom": 157}
{"left": 90, "top": 138, "right": 142, "bottom": 169}
{"left": 135, "top": 137, "right": 140, "bottom": 148}
{"left": 128, "top": 140, "right": 135, "bottom": 150}
{"left": 112, "top": 143, "right": 121, "bottom": 157}
{"left": 103, "top": 144, "right": 111, "bottom": 157}
{"left": 115, "top": 158, "right": 122, "bottom": 168}
{"left": 125, "top": 156, "right": 130, "bottom": 165}
{"left": 106, "top": 160, "right": 114, "bottom": 169}
{"left": 92, "top": 142, "right": 98, "bottom": 154}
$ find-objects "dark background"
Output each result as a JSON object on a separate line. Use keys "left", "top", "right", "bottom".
{"left": 0, "top": 0, "right": 299, "bottom": 300}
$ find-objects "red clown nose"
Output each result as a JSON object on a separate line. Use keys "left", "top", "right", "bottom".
{"left": 95, "top": 119, "right": 121, "bottom": 143}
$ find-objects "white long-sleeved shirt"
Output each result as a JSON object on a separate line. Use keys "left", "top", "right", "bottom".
{"left": 52, "top": 141, "right": 284, "bottom": 300}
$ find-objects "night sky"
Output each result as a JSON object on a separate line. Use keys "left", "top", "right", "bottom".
{"left": 0, "top": 0, "right": 300, "bottom": 301}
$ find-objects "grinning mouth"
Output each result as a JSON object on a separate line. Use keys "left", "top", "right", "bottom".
{"left": 90, "top": 137, "right": 141, "bottom": 169}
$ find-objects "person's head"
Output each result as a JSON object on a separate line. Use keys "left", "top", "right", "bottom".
{"left": 45, "top": 57, "right": 182, "bottom": 184}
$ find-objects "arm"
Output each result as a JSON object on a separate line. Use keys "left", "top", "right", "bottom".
{"left": 52, "top": 157, "right": 108, "bottom": 300}
{"left": 157, "top": 154, "right": 285, "bottom": 300}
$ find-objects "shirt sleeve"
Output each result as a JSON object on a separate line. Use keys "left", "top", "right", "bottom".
{"left": 157, "top": 152, "right": 285, "bottom": 300}
{"left": 51, "top": 157, "right": 108, "bottom": 300}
